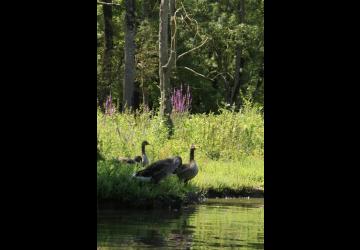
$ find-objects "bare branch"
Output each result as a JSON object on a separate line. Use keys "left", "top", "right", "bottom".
{"left": 209, "top": 72, "right": 234, "bottom": 82}
{"left": 178, "top": 66, "right": 214, "bottom": 82}
{"left": 177, "top": 37, "right": 208, "bottom": 61}
{"left": 163, "top": 51, "right": 176, "bottom": 69}
{"left": 210, "top": 72, "right": 225, "bottom": 81}
{"left": 180, "top": 2, "right": 201, "bottom": 39}
{"left": 97, "top": 1, "right": 121, "bottom": 7}
{"left": 163, "top": 7, "right": 182, "bottom": 69}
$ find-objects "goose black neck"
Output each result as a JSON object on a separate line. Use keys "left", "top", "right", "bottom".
{"left": 142, "top": 144, "right": 146, "bottom": 154}
{"left": 190, "top": 148, "right": 195, "bottom": 161}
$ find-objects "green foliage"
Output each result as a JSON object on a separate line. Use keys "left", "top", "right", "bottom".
{"left": 193, "top": 157, "right": 264, "bottom": 192}
{"left": 97, "top": 0, "right": 264, "bottom": 112}
{"left": 97, "top": 104, "right": 264, "bottom": 204}
{"left": 97, "top": 0, "right": 264, "bottom": 205}
{"left": 98, "top": 102, "right": 263, "bottom": 161}
{"left": 97, "top": 160, "right": 198, "bottom": 204}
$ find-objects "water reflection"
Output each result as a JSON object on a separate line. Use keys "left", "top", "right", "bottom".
{"left": 98, "top": 198, "right": 264, "bottom": 249}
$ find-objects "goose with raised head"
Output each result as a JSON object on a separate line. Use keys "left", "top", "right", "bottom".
{"left": 174, "top": 144, "right": 198, "bottom": 184}
{"left": 134, "top": 156, "right": 183, "bottom": 184}
{"left": 117, "top": 140, "right": 150, "bottom": 166}
{"left": 139, "top": 140, "right": 150, "bottom": 166}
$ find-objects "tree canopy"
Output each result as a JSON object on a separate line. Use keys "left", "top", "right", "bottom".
{"left": 97, "top": 0, "right": 264, "bottom": 113}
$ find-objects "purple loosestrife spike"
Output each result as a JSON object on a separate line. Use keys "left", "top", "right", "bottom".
{"left": 105, "top": 95, "right": 115, "bottom": 116}
{"left": 170, "top": 84, "right": 192, "bottom": 113}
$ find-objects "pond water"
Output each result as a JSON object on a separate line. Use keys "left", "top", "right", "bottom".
{"left": 97, "top": 198, "right": 264, "bottom": 249}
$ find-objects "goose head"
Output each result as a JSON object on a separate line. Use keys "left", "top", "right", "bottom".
{"left": 142, "top": 140, "right": 150, "bottom": 147}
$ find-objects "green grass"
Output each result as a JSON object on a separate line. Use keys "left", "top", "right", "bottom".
{"left": 192, "top": 156, "right": 264, "bottom": 192}
{"left": 97, "top": 160, "right": 196, "bottom": 200}
{"left": 97, "top": 160, "right": 199, "bottom": 208}
{"left": 97, "top": 102, "right": 264, "bottom": 207}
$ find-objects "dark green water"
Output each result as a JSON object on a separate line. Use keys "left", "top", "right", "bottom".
{"left": 97, "top": 198, "right": 264, "bottom": 249}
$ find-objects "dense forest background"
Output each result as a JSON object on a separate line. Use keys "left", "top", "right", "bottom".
{"left": 97, "top": 0, "right": 264, "bottom": 114}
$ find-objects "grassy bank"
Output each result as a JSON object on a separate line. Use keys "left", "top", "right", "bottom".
{"left": 97, "top": 160, "right": 201, "bottom": 209}
{"left": 97, "top": 103, "right": 264, "bottom": 208}
{"left": 192, "top": 156, "right": 264, "bottom": 197}
{"left": 97, "top": 157, "right": 263, "bottom": 208}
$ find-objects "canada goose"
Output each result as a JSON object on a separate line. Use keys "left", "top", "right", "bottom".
{"left": 134, "top": 156, "right": 182, "bottom": 183}
{"left": 139, "top": 140, "right": 150, "bottom": 166}
{"left": 174, "top": 144, "right": 198, "bottom": 184}
{"left": 117, "top": 140, "right": 150, "bottom": 166}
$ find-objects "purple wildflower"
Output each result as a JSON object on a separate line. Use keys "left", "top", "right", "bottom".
{"left": 171, "top": 84, "right": 192, "bottom": 113}
{"left": 105, "top": 94, "right": 115, "bottom": 116}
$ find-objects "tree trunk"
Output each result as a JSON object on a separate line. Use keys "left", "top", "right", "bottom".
{"left": 230, "top": 0, "right": 245, "bottom": 105}
{"left": 102, "top": 0, "right": 113, "bottom": 99}
{"left": 230, "top": 48, "right": 242, "bottom": 104}
{"left": 141, "top": 75, "right": 149, "bottom": 110}
{"left": 139, "top": 0, "right": 150, "bottom": 110}
{"left": 123, "top": 0, "right": 136, "bottom": 111}
{"left": 253, "top": 56, "right": 264, "bottom": 100}
{"left": 142, "top": 0, "right": 150, "bottom": 19}
{"left": 159, "top": 0, "right": 170, "bottom": 117}
{"left": 159, "top": 0, "right": 176, "bottom": 136}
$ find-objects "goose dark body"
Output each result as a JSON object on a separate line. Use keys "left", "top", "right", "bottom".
{"left": 174, "top": 144, "right": 198, "bottom": 184}
{"left": 118, "top": 155, "right": 142, "bottom": 164}
{"left": 135, "top": 156, "right": 182, "bottom": 183}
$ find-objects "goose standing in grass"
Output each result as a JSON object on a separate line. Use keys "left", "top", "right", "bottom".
{"left": 134, "top": 156, "right": 183, "bottom": 184}
{"left": 174, "top": 144, "right": 198, "bottom": 184}
{"left": 117, "top": 140, "right": 150, "bottom": 166}
{"left": 139, "top": 140, "right": 150, "bottom": 166}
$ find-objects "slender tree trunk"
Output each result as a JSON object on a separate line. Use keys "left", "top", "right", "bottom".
{"left": 123, "top": 0, "right": 136, "bottom": 111}
{"left": 141, "top": 75, "right": 149, "bottom": 109}
{"left": 142, "top": 0, "right": 150, "bottom": 18}
{"left": 139, "top": 0, "right": 150, "bottom": 110}
{"left": 159, "top": 0, "right": 176, "bottom": 136}
{"left": 159, "top": 0, "right": 170, "bottom": 117}
{"left": 230, "top": 48, "right": 242, "bottom": 104}
{"left": 253, "top": 56, "right": 264, "bottom": 100}
{"left": 230, "top": 0, "right": 245, "bottom": 105}
{"left": 102, "top": 0, "right": 113, "bottom": 103}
